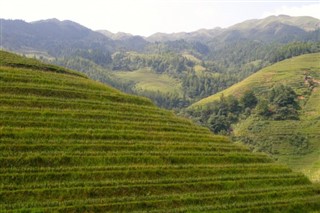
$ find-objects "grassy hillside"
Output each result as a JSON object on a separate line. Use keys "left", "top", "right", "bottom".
{"left": 1, "top": 51, "right": 320, "bottom": 212}
{"left": 192, "top": 53, "right": 320, "bottom": 107}
{"left": 0, "top": 51, "right": 86, "bottom": 78}
{"left": 190, "top": 53, "right": 320, "bottom": 182}
{"left": 114, "top": 68, "right": 182, "bottom": 94}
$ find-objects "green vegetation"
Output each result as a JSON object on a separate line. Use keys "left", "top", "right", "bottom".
{"left": 188, "top": 53, "right": 320, "bottom": 183}
{"left": 104, "top": 42, "right": 319, "bottom": 109}
{"left": 256, "top": 84, "right": 300, "bottom": 120}
{"left": 65, "top": 41, "right": 319, "bottom": 109}
{"left": 192, "top": 53, "right": 320, "bottom": 106}
{"left": 186, "top": 91, "right": 258, "bottom": 134}
{"left": 114, "top": 68, "right": 181, "bottom": 94}
{"left": 1, "top": 51, "right": 320, "bottom": 211}
{"left": 114, "top": 68, "right": 185, "bottom": 108}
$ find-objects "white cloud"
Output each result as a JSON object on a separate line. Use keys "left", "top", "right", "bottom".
{"left": 262, "top": 3, "right": 320, "bottom": 19}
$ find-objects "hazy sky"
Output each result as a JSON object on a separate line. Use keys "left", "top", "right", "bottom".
{"left": 1, "top": 0, "right": 319, "bottom": 36}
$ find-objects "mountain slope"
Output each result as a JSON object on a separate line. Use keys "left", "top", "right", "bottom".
{"left": 1, "top": 18, "right": 115, "bottom": 53}
{"left": 190, "top": 53, "right": 320, "bottom": 182}
{"left": 1, "top": 51, "right": 320, "bottom": 212}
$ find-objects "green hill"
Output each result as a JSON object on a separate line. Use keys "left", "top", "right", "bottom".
{"left": 1, "top": 51, "right": 320, "bottom": 212}
{"left": 190, "top": 53, "right": 320, "bottom": 182}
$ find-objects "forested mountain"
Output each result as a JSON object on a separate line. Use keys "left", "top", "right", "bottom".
{"left": 2, "top": 19, "right": 114, "bottom": 59}
{"left": 1, "top": 15, "right": 319, "bottom": 108}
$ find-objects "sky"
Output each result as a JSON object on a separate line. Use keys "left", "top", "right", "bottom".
{"left": 1, "top": 0, "right": 319, "bottom": 36}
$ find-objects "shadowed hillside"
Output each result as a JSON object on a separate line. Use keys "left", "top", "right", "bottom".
{"left": 0, "top": 51, "right": 319, "bottom": 212}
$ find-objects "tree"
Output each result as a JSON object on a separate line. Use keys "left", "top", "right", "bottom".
{"left": 240, "top": 90, "right": 258, "bottom": 109}
{"left": 256, "top": 99, "right": 272, "bottom": 117}
{"left": 256, "top": 84, "right": 299, "bottom": 120}
{"left": 208, "top": 114, "right": 230, "bottom": 133}
{"left": 226, "top": 95, "right": 241, "bottom": 114}
{"left": 269, "top": 84, "right": 298, "bottom": 108}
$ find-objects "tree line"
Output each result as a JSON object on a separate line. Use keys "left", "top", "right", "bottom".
{"left": 184, "top": 84, "right": 300, "bottom": 134}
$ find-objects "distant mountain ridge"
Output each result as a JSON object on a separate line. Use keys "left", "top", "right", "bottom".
{"left": 96, "top": 15, "right": 320, "bottom": 42}
{"left": 1, "top": 18, "right": 116, "bottom": 62}
{"left": 97, "top": 30, "right": 134, "bottom": 40}
{"left": 2, "top": 15, "right": 318, "bottom": 53}
{"left": 2, "top": 15, "right": 318, "bottom": 50}
{"left": 146, "top": 15, "right": 320, "bottom": 42}
{"left": 1, "top": 15, "right": 319, "bottom": 109}
{"left": 231, "top": 15, "right": 320, "bottom": 31}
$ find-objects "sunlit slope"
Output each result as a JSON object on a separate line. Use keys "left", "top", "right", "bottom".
{"left": 114, "top": 68, "right": 182, "bottom": 94}
{"left": 0, "top": 51, "right": 86, "bottom": 78}
{"left": 0, "top": 51, "right": 319, "bottom": 212}
{"left": 191, "top": 53, "right": 320, "bottom": 107}
{"left": 190, "top": 53, "right": 320, "bottom": 182}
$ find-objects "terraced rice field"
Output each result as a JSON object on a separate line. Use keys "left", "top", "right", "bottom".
{"left": 0, "top": 51, "right": 320, "bottom": 212}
